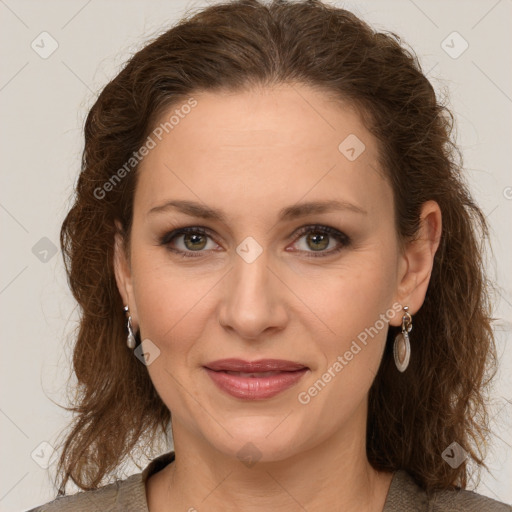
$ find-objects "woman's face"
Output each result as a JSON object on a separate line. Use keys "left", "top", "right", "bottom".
{"left": 115, "top": 83, "right": 414, "bottom": 462}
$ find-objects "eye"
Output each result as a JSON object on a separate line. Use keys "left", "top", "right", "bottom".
{"left": 160, "top": 227, "right": 217, "bottom": 257}
{"left": 290, "top": 224, "right": 351, "bottom": 258}
{"left": 159, "top": 224, "right": 350, "bottom": 258}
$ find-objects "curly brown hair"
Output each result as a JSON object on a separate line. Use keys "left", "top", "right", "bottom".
{"left": 53, "top": 0, "right": 498, "bottom": 496}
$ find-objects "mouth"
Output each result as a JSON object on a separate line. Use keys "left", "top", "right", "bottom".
{"left": 204, "top": 358, "right": 307, "bottom": 372}
{"left": 203, "top": 359, "right": 309, "bottom": 400}
{"left": 223, "top": 370, "right": 289, "bottom": 377}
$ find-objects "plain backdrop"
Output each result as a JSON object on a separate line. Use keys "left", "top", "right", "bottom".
{"left": 1, "top": 0, "right": 511, "bottom": 510}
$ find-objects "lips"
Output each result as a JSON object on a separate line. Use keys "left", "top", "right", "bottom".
{"left": 203, "top": 359, "right": 309, "bottom": 400}
{"left": 204, "top": 358, "right": 307, "bottom": 372}
{"left": 224, "top": 371, "right": 283, "bottom": 377}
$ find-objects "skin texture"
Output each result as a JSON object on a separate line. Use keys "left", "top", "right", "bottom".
{"left": 114, "top": 83, "right": 442, "bottom": 511}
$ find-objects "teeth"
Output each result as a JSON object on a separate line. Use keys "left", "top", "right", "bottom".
{"left": 225, "top": 371, "right": 281, "bottom": 377}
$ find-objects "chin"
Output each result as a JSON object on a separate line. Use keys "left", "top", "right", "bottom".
{"left": 200, "top": 415, "right": 311, "bottom": 464}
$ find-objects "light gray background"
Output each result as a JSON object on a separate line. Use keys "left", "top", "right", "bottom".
{"left": 1, "top": 0, "right": 511, "bottom": 510}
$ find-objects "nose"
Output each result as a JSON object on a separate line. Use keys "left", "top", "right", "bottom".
{"left": 217, "top": 248, "right": 289, "bottom": 341}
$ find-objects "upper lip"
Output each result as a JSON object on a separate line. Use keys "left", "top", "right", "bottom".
{"left": 204, "top": 358, "right": 307, "bottom": 372}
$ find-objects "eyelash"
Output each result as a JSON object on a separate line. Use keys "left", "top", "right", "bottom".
{"left": 159, "top": 224, "right": 351, "bottom": 259}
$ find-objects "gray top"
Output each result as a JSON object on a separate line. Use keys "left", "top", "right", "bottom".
{"left": 26, "top": 451, "right": 511, "bottom": 511}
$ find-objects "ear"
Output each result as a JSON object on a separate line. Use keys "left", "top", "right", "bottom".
{"left": 113, "top": 220, "right": 138, "bottom": 326}
{"left": 389, "top": 200, "right": 442, "bottom": 326}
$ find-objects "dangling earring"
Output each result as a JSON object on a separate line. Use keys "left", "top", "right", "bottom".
{"left": 124, "top": 305, "right": 136, "bottom": 349}
{"left": 394, "top": 306, "right": 412, "bottom": 372}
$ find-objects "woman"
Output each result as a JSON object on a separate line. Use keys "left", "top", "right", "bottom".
{"left": 27, "top": 0, "right": 510, "bottom": 510}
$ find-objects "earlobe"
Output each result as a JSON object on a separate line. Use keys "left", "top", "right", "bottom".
{"left": 390, "top": 200, "right": 442, "bottom": 326}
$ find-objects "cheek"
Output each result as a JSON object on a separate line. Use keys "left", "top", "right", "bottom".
{"left": 306, "top": 249, "right": 396, "bottom": 341}
{"left": 300, "top": 248, "right": 397, "bottom": 392}
{"left": 137, "top": 276, "right": 211, "bottom": 356}
{"left": 131, "top": 258, "right": 212, "bottom": 348}
{"left": 286, "top": 252, "right": 398, "bottom": 449}
{"left": 130, "top": 259, "right": 214, "bottom": 412}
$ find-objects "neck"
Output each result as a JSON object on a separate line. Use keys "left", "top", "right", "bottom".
{"left": 148, "top": 404, "right": 393, "bottom": 511}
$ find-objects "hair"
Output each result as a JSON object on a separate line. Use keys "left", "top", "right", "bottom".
{"left": 54, "top": 0, "right": 498, "bottom": 497}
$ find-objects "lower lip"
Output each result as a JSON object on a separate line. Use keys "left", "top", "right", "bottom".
{"left": 204, "top": 368, "right": 308, "bottom": 400}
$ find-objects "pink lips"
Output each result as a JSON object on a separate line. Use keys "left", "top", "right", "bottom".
{"left": 204, "top": 358, "right": 308, "bottom": 400}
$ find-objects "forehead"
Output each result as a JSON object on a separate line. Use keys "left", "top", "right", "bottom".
{"left": 150, "top": 84, "right": 372, "bottom": 155}
{"left": 135, "top": 83, "right": 390, "bottom": 220}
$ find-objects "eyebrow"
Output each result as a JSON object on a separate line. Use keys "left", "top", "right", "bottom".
{"left": 148, "top": 199, "right": 367, "bottom": 222}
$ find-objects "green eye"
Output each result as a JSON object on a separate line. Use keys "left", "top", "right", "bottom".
{"left": 291, "top": 225, "right": 350, "bottom": 258}
{"left": 160, "top": 225, "right": 350, "bottom": 258}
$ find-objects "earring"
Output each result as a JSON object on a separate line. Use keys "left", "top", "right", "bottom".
{"left": 124, "top": 305, "right": 137, "bottom": 349}
{"left": 394, "top": 306, "right": 412, "bottom": 372}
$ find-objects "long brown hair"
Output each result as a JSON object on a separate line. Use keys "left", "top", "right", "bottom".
{"left": 54, "top": 0, "right": 498, "bottom": 495}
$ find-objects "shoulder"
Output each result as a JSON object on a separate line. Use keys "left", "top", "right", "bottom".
{"left": 385, "top": 470, "right": 512, "bottom": 512}
{"left": 24, "top": 473, "right": 144, "bottom": 512}
{"left": 25, "top": 450, "right": 175, "bottom": 512}
{"left": 428, "top": 486, "right": 512, "bottom": 512}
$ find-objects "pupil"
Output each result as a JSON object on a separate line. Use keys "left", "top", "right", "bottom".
{"left": 185, "top": 233, "right": 206, "bottom": 250}
{"left": 308, "top": 232, "right": 328, "bottom": 251}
